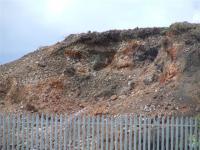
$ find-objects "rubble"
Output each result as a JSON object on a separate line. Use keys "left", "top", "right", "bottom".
{"left": 0, "top": 22, "right": 199, "bottom": 116}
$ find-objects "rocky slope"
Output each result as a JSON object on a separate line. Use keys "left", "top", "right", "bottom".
{"left": 0, "top": 22, "right": 200, "bottom": 117}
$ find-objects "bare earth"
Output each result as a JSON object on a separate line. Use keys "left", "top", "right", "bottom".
{"left": 0, "top": 22, "right": 200, "bottom": 117}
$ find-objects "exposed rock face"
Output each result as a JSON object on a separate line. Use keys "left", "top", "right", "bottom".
{"left": 0, "top": 22, "right": 200, "bottom": 116}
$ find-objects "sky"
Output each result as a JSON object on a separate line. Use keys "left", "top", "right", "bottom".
{"left": 0, "top": 0, "right": 200, "bottom": 64}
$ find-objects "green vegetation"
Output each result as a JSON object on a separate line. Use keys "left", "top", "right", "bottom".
{"left": 169, "top": 22, "right": 195, "bottom": 34}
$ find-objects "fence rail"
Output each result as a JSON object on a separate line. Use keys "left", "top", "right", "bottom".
{"left": 0, "top": 113, "right": 200, "bottom": 150}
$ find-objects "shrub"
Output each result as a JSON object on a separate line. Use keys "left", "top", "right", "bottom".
{"left": 169, "top": 22, "right": 194, "bottom": 35}
{"left": 190, "top": 27, "right": 200, "bottom": 41}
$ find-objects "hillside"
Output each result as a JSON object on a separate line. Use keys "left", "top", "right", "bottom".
{"left": 0, "top": 22, "right": 200, "bottom": 117}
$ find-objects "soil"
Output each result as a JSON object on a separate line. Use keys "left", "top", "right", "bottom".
{"left": 0, "top": 22, "right": 200, "bottom": 117}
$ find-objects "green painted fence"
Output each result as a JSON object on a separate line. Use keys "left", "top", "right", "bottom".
{"left": 0, "top": 113, "right": 200, "bottom": 150}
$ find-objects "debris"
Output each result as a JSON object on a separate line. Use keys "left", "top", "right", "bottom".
{"left": 0, "top": 22, "right": 199, "bottom": 116}
{"left": 143, "top": 74, "right": 158, "bottom": 85}
{"left": 63, "top": 67, "right": 75, "bottom": 77}
{"left": 143, "top": 104, "right": 156, "bottom": 112}
{"left": 110, "top": 95, "right": 117, "bottom": 101}
{"left": 195, "top": 106, "right": 200, "bottom": 112}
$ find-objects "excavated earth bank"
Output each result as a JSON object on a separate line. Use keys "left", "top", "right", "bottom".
{"left": 0, "top": 22, "right": 200, "bottom": 117}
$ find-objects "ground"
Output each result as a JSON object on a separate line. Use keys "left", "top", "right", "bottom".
{"left": 0, "top": 22, "right": 200, "bottom": 117}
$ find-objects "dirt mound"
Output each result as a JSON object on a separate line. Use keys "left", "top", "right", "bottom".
{"left": 0, "top": 22, "right": 200, "bottom": 117}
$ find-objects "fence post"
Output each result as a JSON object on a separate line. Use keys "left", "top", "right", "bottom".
{"left": 143, "top": 116, "right": 147, "bottom": 150}
{"left": 63, "top": 114, "right": 68, "bottom": 150}
{"left": 115, "top": 117, "right": 119, "bottom": 150}
{"left": 139, "top": 115, "right": 142, "bottom": 150}
{"left": 134, "top": 115, "right": 138, "bottom": 150}
{"left": 101, "top": 115, "right": 104, "bottom": 150}
{"left": 91, "top": 116, "right": 95, "bottom": 150}
{"left": 77, "top": 115, "right": 81, "bottom": 150}
{"left": 100, "top": 115, "right": 104, "bottom": 150}
{"left": 175, "top": 117, "right": 179, "bottom": 150}
{"left": 189, "top": 117, "right": 193, "bottom": 150}
{"left": 161, "top": 117, "right": 165, "bottom": 150}
{"left": 40, "top": 113, "right": 44, "bottom": 150}
{"left": 26, "top": 114, "right": 29, "bottom": 150}
{"left": 68, "top": 115, "right": 72, "bottom": 150}
{"left": 129, "top": 116, "right": 133, "bottom": 150}
{"left": 86, "top": 116, "right": 91, "bottom": 150}
{"left": 110, "top": 117, "right": 114, "bottom": 150}
{"left": 185, "top": 117, "right": 189, "bottom": 150}
{"left": 156, "top": 117, "right": 160, "bottom": 150}
{"left": 50, "top": 114, "right": 53, "bottom": 150}
{"left": 7, "top": 113, "right": 11, "bottom": 150}
{"left": 11, "top": 114, "right": 16, "bottom": 150}
{"left": 59, "top": 114, "right": 63, "bottom": 150}
{"left": 16, "top": 114, "right": 20, "bottom": 150}
{"left": 171, "top": 116, "right": 174, "bottom": 150}
{"left": 124, "top": 115, "right": 128, "bottom": 150}
{"left": 180, "top": 117, "right": 184, "bottom": 150}
{"left": 194, "top": 118, "right": 198, "bottom": 150}
{"left": 96, "top": 115, "right": 100, "bottom": 150}
{"left": 147, "top": 117, "right": 151, "bottom": 150}
{"left": 21, "top": 114, "right": 25, "bottom": 150}
{"left": 45, "top": 114, "right": 49, "bottom": 150}
{"left": 73, "top": 116, "right": 76, "bottom": 149}
{"left": 72, "top": 116, "right": 75, "bottom": 149}
{"left": 82, "top": 115, "right": 86, "bottom": 150}
{"left": 166, "top": 116, "right": 169, "bottom": 150}
{"left": 54, "top": 114, "right": 58, "bottom": 150}
{"left": 106, "top": 116, "right": 109, "bottom": 150}
{"left": 35, "top": 114, "right": 39, "bottom": 149}
{"left": 152, "top": 117, "right": 156, "bottom": 150}
{"left": 30, "top": 114, "right": 34, "bottom": 150}
{"left": 3, "top": 113, "right": 7, "bottom": 150}
{"left": 120, "top": 116, "right": 123, "bottom": 150}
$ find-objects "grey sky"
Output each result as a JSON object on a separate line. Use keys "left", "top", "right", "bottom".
{"left": 0, "top": 0, "right": 200, "bottom": 64}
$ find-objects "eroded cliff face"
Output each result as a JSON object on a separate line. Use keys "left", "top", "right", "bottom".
{"left": 0, "top": 22, "right": 200, "bottom": 116}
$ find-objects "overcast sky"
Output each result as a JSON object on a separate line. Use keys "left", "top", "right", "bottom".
{"left": 0, "top": 0, "right": 200, "bottom": 64}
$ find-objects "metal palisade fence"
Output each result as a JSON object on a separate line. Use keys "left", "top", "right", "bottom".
{"left": 0, "top": 113, "right": 200, "bottom": 150}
